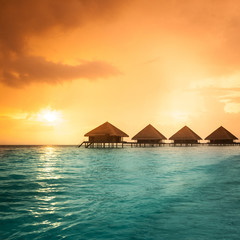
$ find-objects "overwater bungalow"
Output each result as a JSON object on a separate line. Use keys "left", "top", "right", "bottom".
{"left": 205, "top": 126, "right": 238, "bottom": 144}
{"left": 169, "top": 126, "right": 202, "bottom": 144}
{"left": 132, "top": 124, "right": 166, "bottom": 144}
{"left": 82, "top": 121, "right": 129, "bottom": 148}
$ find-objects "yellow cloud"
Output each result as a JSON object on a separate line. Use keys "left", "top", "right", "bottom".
{"left": 224, "top": 102, "right": 240, "bottom": 114}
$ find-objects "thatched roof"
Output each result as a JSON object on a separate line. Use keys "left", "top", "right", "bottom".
{"left": 169, "top": 126, "right": 202, "bottom": 140}
{"left": 205, "top": 126, "right": 238, "bottom": 140}
{"left": 84, "top": 122, "right": 129, "bottom": 137}
{"left": 132, "top": 124, "right": 166, "bottom": 140}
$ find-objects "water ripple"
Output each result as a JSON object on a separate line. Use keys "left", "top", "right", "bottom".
{"left": 1, "top": 146, "right": 240, "bottom": 239}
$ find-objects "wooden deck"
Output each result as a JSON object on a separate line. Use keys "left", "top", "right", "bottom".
{"left": 78, "top": 141, "right": 125, "bottom": 148}
{"left": 78, "top": 141, "right": 240, "bottom": 148}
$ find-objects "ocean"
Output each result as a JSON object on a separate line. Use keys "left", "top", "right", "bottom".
{"left": 0, "top": 145, "right": 240, "bottom": 240}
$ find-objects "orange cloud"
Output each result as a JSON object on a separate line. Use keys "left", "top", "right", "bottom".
{"left": 1, "top": 56, "right": 120, "bottom": 87}
{"left": 0, "top": 0, "right": 126, "bottom": 87}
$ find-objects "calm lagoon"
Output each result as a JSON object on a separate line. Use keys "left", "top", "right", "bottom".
{"left": 0, "top": 146, "right": 240, "bottom": 239}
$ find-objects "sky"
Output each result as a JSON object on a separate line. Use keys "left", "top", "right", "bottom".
{"left": 1, "top": 0, "right": 240, "bottom": 144}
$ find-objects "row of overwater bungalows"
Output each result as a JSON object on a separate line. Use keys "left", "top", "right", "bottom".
{"left": 79, "top": 122, "right": 238, "bottom": 147}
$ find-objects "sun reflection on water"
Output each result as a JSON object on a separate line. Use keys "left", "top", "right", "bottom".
{"left": 32, "top": 146, "right": 63, "bottom": 221}
{"left": 37, "top": 146, "right": 61, "bottom": 179}
{"left": 40, "top": 146, "right": 56, "bottom": 161}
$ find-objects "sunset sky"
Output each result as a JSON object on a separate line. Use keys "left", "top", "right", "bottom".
{"left": 1, "top": 0, "right": 240, "bottom": 144}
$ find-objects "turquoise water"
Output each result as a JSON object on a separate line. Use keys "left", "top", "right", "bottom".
{"left": 0, "top": 146, "right": 240, "bottom": 240}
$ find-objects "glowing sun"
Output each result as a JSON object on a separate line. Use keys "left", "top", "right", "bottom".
{"left": 38, "top": 107, "right": 62, "bottom": 123}
{"left": 43, "top": 111, "right": 57, "bottom": 122}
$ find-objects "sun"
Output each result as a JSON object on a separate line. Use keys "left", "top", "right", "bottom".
{"left": 38, "top": 107, "right": 62, "bottom": 123}
{"left": 43, "top": 111, "right": 57, "bottom": 122}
